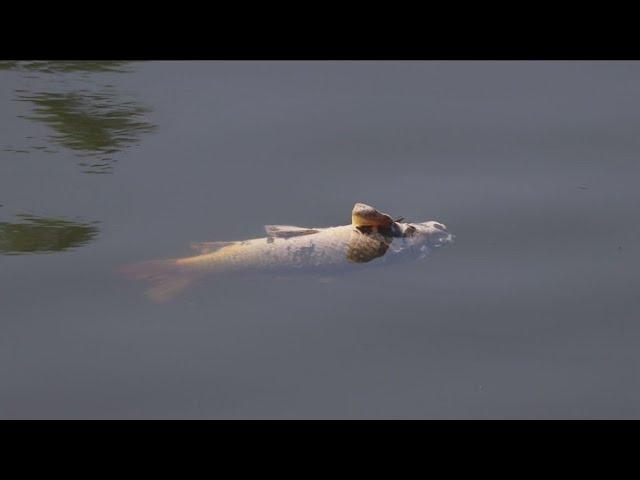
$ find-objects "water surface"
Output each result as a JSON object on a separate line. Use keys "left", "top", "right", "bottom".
{"left": 1, "top": 61, "right": 639, "bottom": 418}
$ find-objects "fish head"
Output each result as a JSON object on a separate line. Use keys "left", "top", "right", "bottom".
{"left": 393, "top": 220, "right": 454, "bottom": 253}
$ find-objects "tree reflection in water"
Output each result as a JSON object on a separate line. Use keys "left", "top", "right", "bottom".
{"left": 0, "top": 61, "right": 132, "bottom": 74}
{"left": 0, "top": 214, "right": 99, "bottom": 255}
{"left": 17, "top": 89, "right": 155, "bottom": 173}
{"left": 2, "top": 61, "right": 156, "bottom": 174}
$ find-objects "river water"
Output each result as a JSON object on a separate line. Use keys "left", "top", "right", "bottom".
{"left": 1, "top": 61, "right": 638, "bottom": 418}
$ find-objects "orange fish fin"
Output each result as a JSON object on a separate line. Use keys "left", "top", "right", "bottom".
{"left": 118, "top": 259, "right": 198, "bottom": 303}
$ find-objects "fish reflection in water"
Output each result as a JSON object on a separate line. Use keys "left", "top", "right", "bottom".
{"left": 0, "top": 214, "right": 98, "bottom": 255}
{"left": 121, "top": 203, "right": 454, "bottom": 302}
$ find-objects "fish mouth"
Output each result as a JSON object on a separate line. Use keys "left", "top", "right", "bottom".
{"left": 430, "top": 232, "right": 455, "bottom": 247}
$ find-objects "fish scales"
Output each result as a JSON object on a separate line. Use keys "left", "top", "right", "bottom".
{"left": 177, "top": 225, "right": 366, "bottom": 272}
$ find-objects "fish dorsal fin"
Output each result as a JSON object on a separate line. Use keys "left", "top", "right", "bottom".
{"left": 264, "top": 225, "right": 320, "bottom": 238}
{"left": 351, "top": 203, "right": 394, "bottom": 228}
{"left": 190, "top": 241, "right": 235, "bottom": 254}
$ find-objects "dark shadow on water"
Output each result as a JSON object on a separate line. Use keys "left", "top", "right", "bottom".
{"left": 0, "top": 214, "right": 99, "bottom": 255}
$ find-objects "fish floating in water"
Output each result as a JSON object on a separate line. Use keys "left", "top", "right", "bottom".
{"left": 120, "top": 203, "right": 453, "bottom": 302}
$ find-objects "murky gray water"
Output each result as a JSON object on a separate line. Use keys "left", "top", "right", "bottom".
{"left": 1, "top": 61, "right": 639, "bottom": 419}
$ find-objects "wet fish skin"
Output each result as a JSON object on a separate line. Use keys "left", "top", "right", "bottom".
{"left": 179, "top": 225, "right": 382, "bottom": 273}
{"left": 120, "top": 203, "right": 452, "bottom": 302}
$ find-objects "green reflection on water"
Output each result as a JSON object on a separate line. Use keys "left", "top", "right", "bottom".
{"left": 16, "top": 89, "right": 156, "bottom": 173}
{"left": 0, "top": 60, "right": 131, "bottom": 73}
{"left": 2, "top": 60, "right": 156, "bottom": 174}
{"left": 0, "top": 214, "right": 99, "bottom": 255}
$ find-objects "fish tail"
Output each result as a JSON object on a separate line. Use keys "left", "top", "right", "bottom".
{"left": 118, "top": 259, "right": 199, "bottom": 302}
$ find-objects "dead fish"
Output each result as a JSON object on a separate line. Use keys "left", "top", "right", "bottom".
{"left": 120, "top": 203, "right": 453, "bottom": 302}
